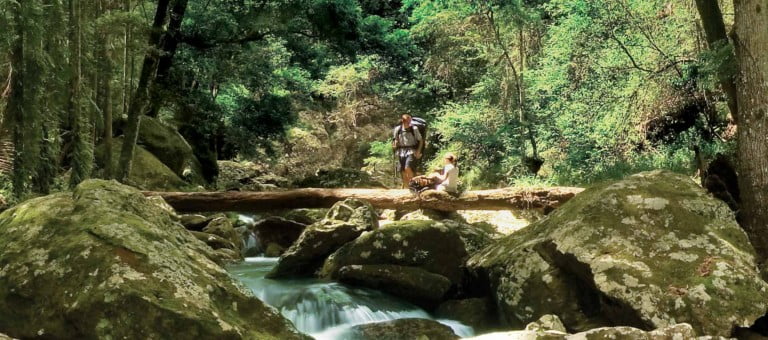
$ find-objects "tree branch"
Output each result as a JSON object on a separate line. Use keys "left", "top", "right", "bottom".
{"left": 610, "top": 33, "right": 656, "bottom": 73}
{"left": 180, "top": 30, "right": 271, "bottom": 50}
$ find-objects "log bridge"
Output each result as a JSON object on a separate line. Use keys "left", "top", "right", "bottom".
{"left": 143, "top": 187, "right": 584, "bottom": 213}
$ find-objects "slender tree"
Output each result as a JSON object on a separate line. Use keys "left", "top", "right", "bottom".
{"left": 733, "top": 0, "right": 768, "bottom": 263}
{"left": 694, "top": 0, "right": 738, "bottom": 120}
{"left": 96, "top": 0, "right": 114, "bottom": 179}
{"left": 146, "top": 0, "right": 189, "bottom": 118}
{"left": 8, "top": 0, "right": 46, "bottom": 197}
{"left": 8, "top": 0, "right": 28, "bottom": 197}
{"left": 69, "top": 0, "right": 93, "bottom": 188}
{"left": 116, "top": 0, "right": 171, "bottom": 182}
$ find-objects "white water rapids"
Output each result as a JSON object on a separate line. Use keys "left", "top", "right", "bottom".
{"left": 229, "top": 257, "right": 475, "bottom": 339}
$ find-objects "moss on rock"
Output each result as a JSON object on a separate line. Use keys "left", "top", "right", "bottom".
{"left": 467, "top": 171, "right": 768, "bottom": 336}
{"left": 337, "top": 264, "right": 452, "bottom": 308}
{"left": 138, "top": 116, "right": 206, "bottom": 185}
{"left": 0, "top": 179, "right": 307, "bottom": 339}
{"left": 347, "top": 318, "right": 459, "bottom": 340}
{"left": 95, "top": 137, "right": 188, "bottom": 191}
{"left": 320, "top": 220, "right": 468, "bottom": 286}
{"left": 267, "top": 199, "right": 378, "bottom": 278}
{"left": 436, "top": 298, "right": 499, "bottom": 332}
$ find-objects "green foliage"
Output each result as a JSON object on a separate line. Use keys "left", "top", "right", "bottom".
{"left": 1, "top": 0, "right": 744, "bottom": 193}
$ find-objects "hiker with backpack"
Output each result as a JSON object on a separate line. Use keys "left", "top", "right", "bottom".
{"left": 392, "top": 114, "right": 424, "bottom": 188}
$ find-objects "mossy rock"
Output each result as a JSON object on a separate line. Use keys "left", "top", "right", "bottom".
{"left": 216, "top": 161, "right": 282, "bottom": 191}
{"left": 337, "top": 264, "right": 452, "bottom": 308}
{"left": 251, "top": 217, "right": 307, "bottom": 253}
{"left": 347, "top": 318, "right": 459, "bottom": 340}
{"left": 202, "top": 215, "right": 242, "bottom": 252}
{"left": 569, "top": 323, "right": 696, "bottom": 339}
{"left": 436, "top": 298, "right": 499, "bottom": 332}
{"left": 137, "top": 116, "right": 206, "bottom": 185}
{"left": 467, "top": 171, "right": 768, "bottom": 336}
{"left": 95, "top": 137, "right": 188, "bottom": 191}
{"left": 279, "top": 209, "right": 328, "bottom": 225}
{"left": 180, "top": 214, "right": 210, "bottom": 231}
{"left": 320, "top": 220, "right": 468, "bottom": 288}
{"left": 0, "top": 179, "right": 307, "bottom": 339}
{"left": 295, "top": 168, "right": 385, "bottom": 188}
{"left": 267, "top": 199, "right": 378, "bottom": 278}
{"left": 264, "top": 243, "right": 286, "bottom": 257}
{"left": 525, "top": 314, "right": 566, "bottom": 333}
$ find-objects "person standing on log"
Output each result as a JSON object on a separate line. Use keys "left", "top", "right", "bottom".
{"left": 392, "top": 114, "right": 424, "bottom": 188}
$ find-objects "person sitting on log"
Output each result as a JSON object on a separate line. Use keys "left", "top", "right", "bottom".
{"left": 408, "top": 153, "right": 459, "bottom": 194}
{"left": 434, "top": 153, "right": 459, "bottom": 193}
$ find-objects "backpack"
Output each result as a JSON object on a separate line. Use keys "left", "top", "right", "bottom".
{"left": 393, "top": 117, "right": 427, "bottom": 155}
{"left": 409, "top": 175, "right": 439, "bottom": 193}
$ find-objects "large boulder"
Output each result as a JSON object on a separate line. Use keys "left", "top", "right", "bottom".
{"left": 216, "top": 161, "right": 289, "bottom": 191}
{"left": 436, "top": 298, "right": 499, "bottom": 332}
{"left": 202, "top": 214, "right": 242, "bottom": 252}
{"left": 251, "top": 216, "right": 307, "bottom": 256}
{"left": 336, "top": 264, "right": 452, "bottom": 307}
{"left": 0, "top": 180, "right": 307, "bottom": 339}
{"left": 137, "top": 116, "right": 206, "bottom": 185}
{"left": 279, "top": 209, "right": 327, "bottom": 225}
{"left": 467, "top": 323, "right": 695, "bottom": 340}
{"left": 267, "top": 199, "right": 378, "bottom": 278}
{"left": 294, "top": 168, "right": 385, "bottom": 188}
{"left": 467, "top": 170, "right": 768, "bottom": 336}
{"left": 567, "top": 323, "right": 696, "bottom": 339}
{"left": 95, "top": 137, "right": 188, "bottom": 191}
{"left": 347, "top": 318, "right": 459, "bottom": 340}
{"left": 320, "top": 220, "right": 474, "bottom": 305}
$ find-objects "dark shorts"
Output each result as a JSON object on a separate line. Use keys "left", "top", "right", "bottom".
{"left": 397, "top": 153, "right": 417, "bottom": 173}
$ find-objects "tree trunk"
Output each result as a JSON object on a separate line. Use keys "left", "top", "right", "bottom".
{"left": 69, "top": 0, "right": 93, "bottom": 188}
{"left": 142, "top": 187, "right": 585, "bottom": 213}
{"left": 694, "top": 0, "right": 739, "bottom": 120}
{"left": 733, "top": 0, "right": 768, "bottom": 263}
{"left": 8, "top": 1, "right": 27, "bottom": 197}
{"left": 116, "top": 0, "right": 171, "bottom": 182}
{"left": 122, "top": 0, "right": 130, "bottom": 117}
{"left": 98, "top": 3, "right": 114, "bottom": 179}
{"left": 146, "top": 0, "right": 189, "bottom": 118}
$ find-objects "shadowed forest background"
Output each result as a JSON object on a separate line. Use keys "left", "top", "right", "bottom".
{"left": 0, "top": 0, "right": 744, "bottom": 191}
{"left": 0, "top": 0, "right": 766, "bottom": 247}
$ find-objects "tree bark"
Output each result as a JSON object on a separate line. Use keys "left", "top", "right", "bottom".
{"left": 146, "top": 0, "right": 189, "bottom": 118}
{"left": 8, "top": 1, "right": 26, "bottom": 197}
{"left": 142, "top": 187, "right": 585, "bottom": 213}
{"left": 116, "top": 0, "right": 171, "bottom": 182}
{"left": 694, "top": 0, "right": 739, "bottom": 120}
{"left": 69, "top": 0, "right": 93, "bottom": 188}
{"left": 733, "top": 0, "right": 768, "bottom": 263}
{"left": 98, "top": 5, "right": 114, "bottom": 178}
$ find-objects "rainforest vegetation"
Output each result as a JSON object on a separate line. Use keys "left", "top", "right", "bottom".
{"left": 0, "top": 0, "right": 767, "bottom": 253}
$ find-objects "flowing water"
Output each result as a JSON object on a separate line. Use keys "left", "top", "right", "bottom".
{"left": 229, "top": 257, "right": 475, "bottom": 339}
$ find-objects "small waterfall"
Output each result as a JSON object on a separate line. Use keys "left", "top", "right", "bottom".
{"left": 229, "top": 257, "right": 474, "bottom": 339}
{"left": 238, "top": 214, "right": 263, "bottom": 256}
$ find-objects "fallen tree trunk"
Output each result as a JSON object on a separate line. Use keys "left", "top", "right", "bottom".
{"left": 143, "top": 187, "right": 584, "bottom": 213}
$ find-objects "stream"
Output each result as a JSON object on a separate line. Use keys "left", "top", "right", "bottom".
{"left": 229, "top": 257, "right": 475, "bottom": 339}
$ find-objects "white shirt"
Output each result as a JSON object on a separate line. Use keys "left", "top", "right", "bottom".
{"left": 441, "top": 163, "right": 459, "bottom": 192}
